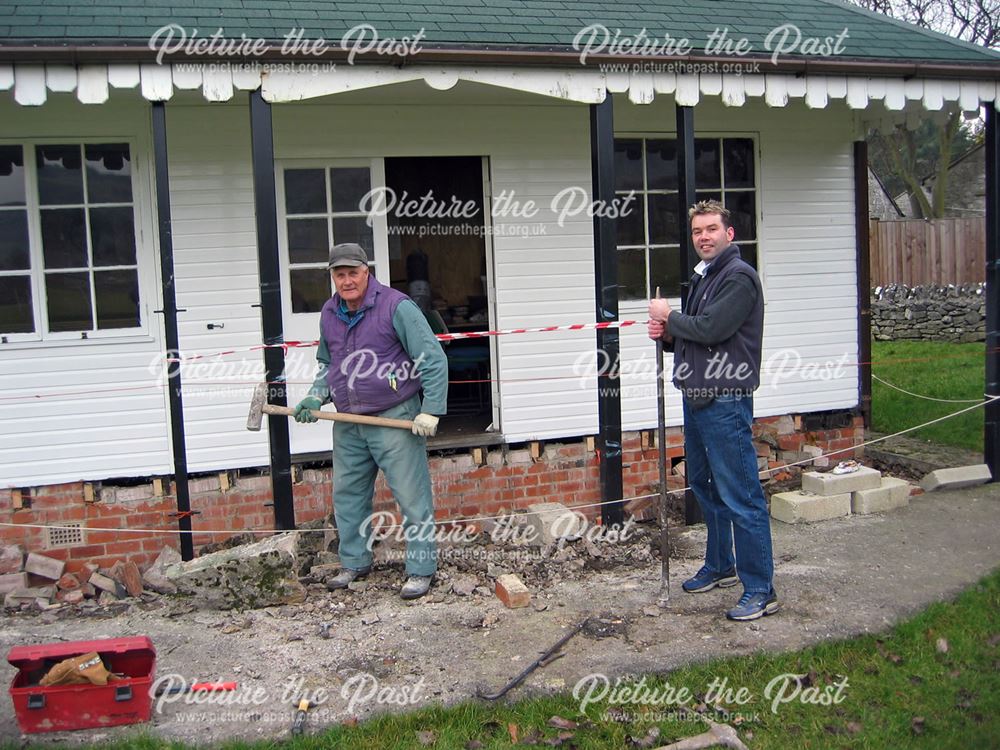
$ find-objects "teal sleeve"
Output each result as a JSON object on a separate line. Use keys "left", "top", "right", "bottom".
{"left": 393, "top": 300, "right": 449, "bottom": 415}
{"left": 307, "top": 336, "right": 331, "bottom": 403}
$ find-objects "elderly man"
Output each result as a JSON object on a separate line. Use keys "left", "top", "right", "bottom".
{"left": 647, "top": 200, "right": 777, "bottom": 622}
{"left": 294, "top": 243, "right": 448, "bottom": 600}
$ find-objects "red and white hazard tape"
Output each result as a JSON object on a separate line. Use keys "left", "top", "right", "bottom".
{"left": 165, "top": 319, "right": 643, "bottom": 362}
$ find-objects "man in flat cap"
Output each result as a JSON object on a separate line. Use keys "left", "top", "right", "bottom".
{"left": 295, "top": 243, "right": 448, "bottom": 600}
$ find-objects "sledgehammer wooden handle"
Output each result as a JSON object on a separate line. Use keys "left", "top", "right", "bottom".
{"left": 263, "top": 404, "right": 414, "bottom": 430}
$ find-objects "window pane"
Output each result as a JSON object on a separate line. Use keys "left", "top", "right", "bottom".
{"left": 41, "top": 208, "right": 87, "bottom": 268}
{"left": 36, "top": 145, "right": 84, "bottom": 205}
{"left": 45, "top": 272, "right": 92, "bottom": 332}
{"left": 287, "top": 218, "right": 328, "bottom": 264}
{"left": 330, "top": 168, "right": 371, "bottom": 213}
{"left": 723, "top": 139, "right": 754, "bottom": 189}
{"left": 0, "top": 145, "right": 25, "bottom": 207}
{"left": 332, "top": 217, "right": 374, "bottom": 254}
{"left": 694, "top": 139, "right": 721, "bottom": 189}
{"left": 614, "top": 139, "right": 643, "bottom": 191}
{"left": 738, "top": 243, "right": 758, "bottom": 271}
{"left": 85, "top": 144, "right": 132, "bottom": 203}
{"left": 727, "top": 192, "right": 757, "bottom": 241}
{"left": 290, "top": 268, "right": 331, "bottom": 313}
{"left": 95, "top": 269, "right": 140, "bottom": 329}
{"left": 616, "top": 197, "right": 645, "bottom": 247}
{"left": 648, "top": 194, "right": 680, "bottom": 246}
{"left": 90, "top": 206, "right": 137, "bottom": 266}
{"left": 618, "top": 247, "right": 647, "bottom": 300}
{"left": 284, "top": 169, "right": 327, "bottom": 214}
{"left": 650, "top": 246, "right": 683, "bottom": 298}
{"left": 646, "top": 139, "right": 678, "bottom": 191}
{"left": 0, "top": 276, "right": 34, "bottom": 333}
{"left": 696, "top": 190, "right": 722, "bottom": 205}
{"left": 0, "top": 210, "right": 30, "bottom": 270}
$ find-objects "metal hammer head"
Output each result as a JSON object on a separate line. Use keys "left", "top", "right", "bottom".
{"left": 247, "top": 382, "right": 268, "bottom": 431}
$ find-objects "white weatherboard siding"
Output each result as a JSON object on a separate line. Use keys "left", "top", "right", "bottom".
{"left": 164, "top": 97, "right": 270, "bottom": 472}
{"left": 0, "top": 95, "right": 171, "bottom": 487}
{"left": 0, "top": 82, "right": 863, "bottom": 488}
{"left": 270, "top": 86, "right": 600, "bottom": 445}
{"left": 615, "top": 97, "right": 860, "bottom": 430}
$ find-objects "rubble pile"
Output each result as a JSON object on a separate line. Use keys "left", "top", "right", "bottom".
{"left": 1, "top": 503, "right": 673, "bottom": 617}
{"left": 0, "top": 546, "right": 179, "bottom": 615}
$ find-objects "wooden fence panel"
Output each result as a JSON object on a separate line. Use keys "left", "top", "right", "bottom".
{"left": 869, "top": 217, "right": 985, "bottom": 287}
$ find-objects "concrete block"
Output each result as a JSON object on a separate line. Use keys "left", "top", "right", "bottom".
{"left": 0, "top": 572, "right": 29, "bottom": 594}
{"left": 0, "top": 544, "right": 23, "bottom": 574}
{"left": 801, "top": 466, "right": 881, "bottom": 496}
{"left": 524, "top": 502, "right": 586, "bottom": 547}
{"left": 142, "top": 547, "right": 181, "bottom": 594}
{"left": 24, "top": 552, "right": 65, "bottom": 581}
{"left": 164, "top": 533, "right": 305, "bottom": 610}
{"left": 852, "top": 477, "right": 912, "bottom": 514}
{"left": 770, "top": 491, "right": 851, "bottom": 524}
{"left": 801, "top": 444, "right": 824, "bottom": 459}
{"left": 89, "top": 572, "right": 125, "bottom": 597}
{"left": 920, "top": 464, "right": 992, "bottom": 492}
{"left": 495, "top": 574, "right": 530, "bottom": 608}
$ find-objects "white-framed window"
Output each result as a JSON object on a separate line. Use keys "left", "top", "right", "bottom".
{"left": 0, "top": 141, "right": 143, "bottom": 342}
{"left": 276, "top": 160, "right": 389, "bottom": 316}
{"left": 614, "top": 135, "right": 759, "bottom": 300}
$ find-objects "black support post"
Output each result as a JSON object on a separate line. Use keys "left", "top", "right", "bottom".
{"left": 590, "top": 96, "right": 624, "bottom": 527}
{"left": 151, "top": 102, "right": 194, "bottom": 561}
{"left": 854, "top": 141, "right": 873, "bottom": 428}
{"left": 676, "top": 106, "right": 698, "bottom": 309}
{"left": 249, "top": 90, "right": 296, "bottom": 529}
{"left": 675, "top": 104, "right": 703, "bottom": 525}
{"left": 985, "top": 107, "right": 1000, "bottom": 481}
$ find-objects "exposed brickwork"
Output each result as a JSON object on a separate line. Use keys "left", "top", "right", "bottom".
{"left": 0, "top": 411, "right": 864, "bottom": 572}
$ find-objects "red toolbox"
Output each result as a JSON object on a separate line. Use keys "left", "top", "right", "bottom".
{"left": 8, "top": 636, "right": 156, "bottom": 733}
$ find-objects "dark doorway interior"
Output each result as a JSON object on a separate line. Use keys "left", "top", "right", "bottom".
{"left": 384, "top": 156, "right": 493, "bottom": 441}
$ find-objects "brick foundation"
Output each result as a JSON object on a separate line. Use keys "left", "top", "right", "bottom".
{"left": 0, "top": 412, "right": 864, "bottom": 574}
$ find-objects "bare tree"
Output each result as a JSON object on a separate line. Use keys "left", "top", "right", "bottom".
{"left": 851, "top": 0, "right": 999, "bottom": 217}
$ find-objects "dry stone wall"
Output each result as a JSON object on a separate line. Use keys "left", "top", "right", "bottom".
{"left": 871, "top": 284, "right": 985, "bottom": 343}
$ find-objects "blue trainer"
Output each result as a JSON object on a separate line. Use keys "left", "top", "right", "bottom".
{"left": 726, "top": 590, "right": 779, "bottom": 621}
{"left": 682, "top": 566, "right": 739, "bottom": 593}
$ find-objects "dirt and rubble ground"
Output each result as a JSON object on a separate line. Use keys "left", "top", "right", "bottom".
{"left": 1, "top": 443, "right": 998, "bottom": 745}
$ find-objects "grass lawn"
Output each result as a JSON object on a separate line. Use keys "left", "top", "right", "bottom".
{"left": 871, "top": 340, "right": 986, "bottom": 452}
{"left": 34, "top": 569, "right": 1000, "bottom": 750}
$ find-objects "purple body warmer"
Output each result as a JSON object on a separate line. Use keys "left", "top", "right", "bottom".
{"left": 319, "top": 276, "right": 423, "bottom": 415}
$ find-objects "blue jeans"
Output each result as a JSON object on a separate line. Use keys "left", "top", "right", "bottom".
{"left": 332, "top": 395, "right": 437, "bottom": 576}
{"left": 683, "top": 395, "right": 775, "bottom": 595}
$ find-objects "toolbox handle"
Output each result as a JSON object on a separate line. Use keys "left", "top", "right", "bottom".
{"left": 27, "top": 694, "right": 45, "bottom": 710}
{"left": 115, "top": 685, "right": 133, "bottom": 702}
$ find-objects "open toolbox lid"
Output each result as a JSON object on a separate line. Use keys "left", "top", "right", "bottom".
{"left": 8, "top": 636, "right": 156, "bottom": 669}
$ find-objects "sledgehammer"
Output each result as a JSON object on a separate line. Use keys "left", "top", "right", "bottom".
{"left": 246, "top": 383, "right": 414, "bottom": 431}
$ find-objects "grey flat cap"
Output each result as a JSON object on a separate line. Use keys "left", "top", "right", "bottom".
{"left": 328, "top": 243, "right": 369, "bottom": 268}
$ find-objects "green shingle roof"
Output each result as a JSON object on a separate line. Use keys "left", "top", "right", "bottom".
{"left": 1, "top": 0, "right": 998, "bottom": 63}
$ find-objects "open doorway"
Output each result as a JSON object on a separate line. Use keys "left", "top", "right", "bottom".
{"left": 384, "top": 156, "right": 496, "bottom": 443}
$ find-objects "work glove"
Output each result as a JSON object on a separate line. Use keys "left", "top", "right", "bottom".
{"left": 294, "top": 396, "right": 323, "bottom": 423}
{"left": 411, "top": 413, "right": 439, "bottom": 437}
